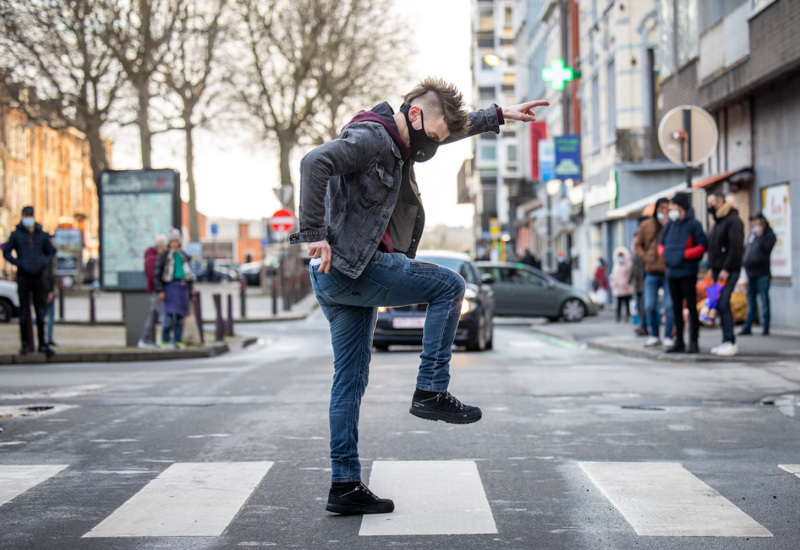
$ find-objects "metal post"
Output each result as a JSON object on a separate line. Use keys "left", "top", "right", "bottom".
{"left": 193, "top": 290, "right": 205, "bottom": 344}
{"left": 57, "top": 278, "right": 64, "bottom": 320}
{"left": 89, "top": 288, "right": 96, "bottom": 325}
{"left": 226, "top": 294, "right": 234, "bottom": 336}
{"left": 546, "top": 192, "right": 553, "bottom": 272}
{"left": 213, "top": 293, "right": 224, "bottom": 342}
{"left": 239, "top": 280, "right": 246, "bottom": 318}
{"left": 683, "top": 107, "right": 693, "bottom": 188}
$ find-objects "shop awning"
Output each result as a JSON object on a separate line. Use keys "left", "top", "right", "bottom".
{"left": 692, "top": 167, "right": 752, "bottom": 189}
{"left": 606, "top": 183, "right": 687, "bottom": 220}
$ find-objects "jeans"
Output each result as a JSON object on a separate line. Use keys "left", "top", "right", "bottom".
{"left": 644, "top": 274, "right": 674, "bottom": 340}
{"left": 140, "top": 292, "right": 163, "bottom": 343}
{"left": 17, "top": 273, "right": 47, "bottom": 349}
{"left": 713, "top": 270, "right": 740, "bottom": 344}
{"left": 310, "top": 250, "right": 465, "bottom": 482}
{"left": 743, "top": 275, "right": 771, "bottom": 333}
{"left": 668, "top": 275, "right": 699, "bottom": 347}
{"left": 162, "top": 313, "right": 184, "bottom": 344}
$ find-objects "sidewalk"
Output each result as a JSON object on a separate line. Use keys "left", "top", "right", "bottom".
{"left": 530, "top": 309, "right": 800, "bottom": 363}
{"left": 0, "top": 292, "right": 319, "bottom": 366}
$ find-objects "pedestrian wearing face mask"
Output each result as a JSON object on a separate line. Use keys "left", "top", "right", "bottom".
{"left": 705, "top": 191, "right": 744, "bottom": 356}
{"left": 634, "top": 198, "right": 674, "bottom": 348}
{"left": 592, "top": 258, "right": 609, "bottom": 308}
{"left": 609, "top": 247, "right": 633, "bottom": 322}
{"left": 2, "top": 206, "right": 56, "bottom": 357}
{"left": 291, "top": 77, "right": 549, "bottom": 516}
{"left": 740, "top": 212, "right": 776, "bottom": 337}
{"left": 659, "top": 193, "right": 707, "bottom": 354}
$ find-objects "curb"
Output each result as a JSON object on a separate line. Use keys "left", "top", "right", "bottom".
{"left": 0, "top": 343, "right": 230, "bottom": 366}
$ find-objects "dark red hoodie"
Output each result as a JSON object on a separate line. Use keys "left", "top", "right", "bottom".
{"left": 144, "top": 246, "right": 159, "bottom": 292}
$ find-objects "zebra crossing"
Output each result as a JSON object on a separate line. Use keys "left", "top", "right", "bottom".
{"left": 1, "top": 460, "right": 796, "bottom": 541}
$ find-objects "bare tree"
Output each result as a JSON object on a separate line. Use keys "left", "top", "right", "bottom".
{"left": 234, "top": 0, "right": 411, "bottom": 211}
{"left": 0, "top": 0, "right": 125, "bottom": 187}
{"left": 100, "top": 0, "right": 185, "bottom": 169}
{"left": 160, "top": 0, "right": 230, "bottom": 241}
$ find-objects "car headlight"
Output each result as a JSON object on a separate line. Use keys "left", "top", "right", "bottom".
{"left": 460, "top": 299, "right": 472, "bottom": 315}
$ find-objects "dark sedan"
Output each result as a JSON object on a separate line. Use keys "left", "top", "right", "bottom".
{"left": 476, "top": 262, "right": 598, "bottom": 322}
{"left": 372, "top": 251, "right": 495, "bottom": 352}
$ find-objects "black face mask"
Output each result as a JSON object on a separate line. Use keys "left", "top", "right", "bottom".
{"left": 401, "top": 104, "right": 438, "bottom": 163}
{"left": 708, "top": 205, "right": 717, "bottom": 216}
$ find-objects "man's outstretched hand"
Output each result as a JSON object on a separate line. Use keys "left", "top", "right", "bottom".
{"left": 502, "top": 100, "right": 550, "bottom": 123}
{"left": 307, "top": 240, "right": 331, "bottom": 274}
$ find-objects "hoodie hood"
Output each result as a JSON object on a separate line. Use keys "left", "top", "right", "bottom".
{"left": 613, "top": 246, "right": 631, "bottom": 263}
{"left": 714, "top": 200, "right": 735, "bottom": 219}
{"left": 343, "top": 102, "right": 411, "bottom": 161}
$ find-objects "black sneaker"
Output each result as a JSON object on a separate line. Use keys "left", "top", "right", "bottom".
{"left": 738, "top": 328, "right": 752, "bottom": 336}
{"left": 326, "top": 482, "right": 394, "bottom": 515}
{"left": 686, "top": 342, "right": 699, "bottom": 354}
{"left": 38, "top": 345, "right": 55, "bottom": 358}
{"left": 409, "top": 389, "right": 482, "bottom": 424}
{"left": 19, "top": 346, "right": 28, "bottom": 356}
{"left": 665, "top": 343, "right": 686, "bottom": 354}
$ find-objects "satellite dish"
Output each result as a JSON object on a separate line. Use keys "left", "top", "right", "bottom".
{"left": 657, "top": 105, "right": 718, "bottom": 167}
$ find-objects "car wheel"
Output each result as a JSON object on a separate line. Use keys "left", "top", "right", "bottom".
{"left": 0, "top": 299, "right": 11, "bottom": 323}
{"left": 561, "top": 298, "right": 586, "bottom": 322}
{"left": 485, "top": 316, "right": 494, "bottom": 350}
{"left": 466, "top": 314, "right": 487, "bottom": 352}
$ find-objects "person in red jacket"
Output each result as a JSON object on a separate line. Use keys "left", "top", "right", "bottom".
{"left": 138, "top": 235, "right": 167, "bottom": 348}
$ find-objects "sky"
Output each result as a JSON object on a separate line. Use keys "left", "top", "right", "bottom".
{"left": 109, "top": 0, "right": 476, "bottom": 228}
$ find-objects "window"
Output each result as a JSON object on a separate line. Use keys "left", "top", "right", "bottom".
{"left": 507, "top": 144, "right": 518, "bottom": 163}
{"left": 659, "top": 0, "right": 676, "bottom": 78}
{"left": 502, "top": 267, "right": 548, "bottom": 287}
{"left": 479, "top": 86, "right": 495, "bottom": 100}
{"left": 660, "top": 0, "right": 699, "bottom": 76}
{"left": 606, "top": 59, "right": 616, "bottom": 143}
{"left": 676, "top": 0, "right": 699, "bottom": 66}
{"left": 591, "top": 72, "right": 601, "bottom": 150}
{"left": 482, "top": 145, "right": 497, "bottom": 161}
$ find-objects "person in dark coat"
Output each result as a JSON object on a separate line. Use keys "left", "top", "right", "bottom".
{"left": 2, "top": 206, "right": 56, "bottom": 356}
{"left": 521, "top": 250, "right": 541, "bottom": 270}
{"left": 154, "top": 228, "right": 194, "bottom": 348}
{"left": 138, "top": 235, "right": 167, "bottom": 348}
{"left": 740, "top": 212, "right": 777, "bottom": 336}
{"left": 659, "top": 193, "right": 707, "bottom": 354}
{"left": 705, "top": 192, "right": 744, "bottom": 356}
{"left": 554, "top": 251, "right": 571, "bottom": 284}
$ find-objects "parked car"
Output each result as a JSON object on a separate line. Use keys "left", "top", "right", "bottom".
{"left": 475, "top": 262, "right": 598, "bottom": 322}
{"left": 196, "top": 263, "right": 240, "bottom": 283}
{"left": 239, "top": 260, "right": 279, "bottom": 286}
{"left": 373, "top": 251, "right": 495, "bottom": 352}
{"left": 0, "top": 279, "right": 20, "bottom": 323}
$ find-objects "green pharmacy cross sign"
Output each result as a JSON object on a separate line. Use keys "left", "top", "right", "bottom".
{"left": 542, "top": 59, "right": 574, "bottom": 91}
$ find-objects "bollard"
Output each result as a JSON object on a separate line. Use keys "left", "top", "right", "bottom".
{"left": 271, "top": 278, "right": 278, "bottom": 316}
{"left": 239, "top": 279, "right": 246, "bottom": 319}
{"left": 213, "top": 293, "right": 224, "bottom": 342}
{"left": 89, "top": 288, "right": 96, "bottom": 325}
{"left": 58, "top": 278, "right": 65, "bottom": 320}
{"left": 226, "top": 294, "right": 234, "bottom": 336}
{"left": 192, "top": 290, "right": 205, "bottom": 344}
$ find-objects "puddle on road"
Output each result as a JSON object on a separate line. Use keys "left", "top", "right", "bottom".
{"left": 761, "top": 394, "right": 800, "bottom": 417}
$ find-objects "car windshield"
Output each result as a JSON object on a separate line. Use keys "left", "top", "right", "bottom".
{"left": 417, "top": 255, "right": 476, "bottom": 284}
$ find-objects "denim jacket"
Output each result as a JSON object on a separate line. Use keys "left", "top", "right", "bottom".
{"left": 290, "top": 102, "right": 501, "bottom": 278}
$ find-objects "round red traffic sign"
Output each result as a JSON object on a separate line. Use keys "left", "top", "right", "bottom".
{"left": 269, "top": 208, "right": 295, "bottom": 233}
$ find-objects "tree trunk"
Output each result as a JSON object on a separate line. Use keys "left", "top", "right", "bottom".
{"left": 138, "top": 81, "right": 152, "bottom": 169}
{"left": 185, "top": 122, "right": 200, "bottom": 242}
{"left": 86, "top": 119, "right": 108, "bottom": 191}
{"left": 278, "top": 133, "right": 295, "bottom": 212}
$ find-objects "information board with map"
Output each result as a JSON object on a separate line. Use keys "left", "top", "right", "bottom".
{"left": 99, "top": 169, "right": 180, "bottom": 291}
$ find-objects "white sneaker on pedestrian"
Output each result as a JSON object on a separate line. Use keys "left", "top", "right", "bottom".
{"left": 662, "top": 337, "right": 674, "bottom": 349}
{"left": 645, "top": 336, "right": 660, "bottom": 347}
{"left": 137, "top": 340, "right": 156, "bottom": 349}
{"left": 713, "top": 342, "right": 738, "bottom": 357}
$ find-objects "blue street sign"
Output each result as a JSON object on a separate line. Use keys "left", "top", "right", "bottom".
{"left": 210, "top": 223, "right": 218, "bottom": 236}
{"left": 261, "top": 237, "right": 269, "bottom": 248}
{"left": 554, "top": 135, "right": 581, "bottom": 180}
{"left": 538, "top": 140, "right": 555, "bottom": 182}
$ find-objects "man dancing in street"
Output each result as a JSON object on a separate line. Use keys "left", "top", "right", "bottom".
{"left": 290, "top": 77, "right": 547, "bottom": 515}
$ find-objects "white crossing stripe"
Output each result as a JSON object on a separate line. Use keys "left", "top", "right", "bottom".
{"left": 0, "top": 464, "right": 69, "bottom": 507}
{"left": 359, "top": 460, "right": 497, "bottom": 536}
{"left": 779, "top": 464, "right": 800, "bottom": 477}
{"left": 579, "top": 462, "right": 772, "bottom": 537}
{"left": 83, "top": 462, "right": 273, "bottom": 538}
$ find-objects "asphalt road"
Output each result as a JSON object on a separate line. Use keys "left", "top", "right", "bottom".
{"left": 1, "top": 311, "right": 800, "bottom": 550}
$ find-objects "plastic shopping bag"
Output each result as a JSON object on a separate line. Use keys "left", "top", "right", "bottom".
{"left": 699, "top": 281, "right": 723, "bottom": 326}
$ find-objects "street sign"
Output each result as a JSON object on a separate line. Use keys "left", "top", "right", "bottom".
{"left": 210, "top": 223, "right": 218, "bottom": 236}
{"left": 274, "top": 184, "right": 293, "bottom": 207}
{"left": 529, "top": 121, "right": 547, "bottom": 180}
{"left": 554, "top": 135, "right": 581, "bottom": 180}
{"left": 658, "top": 105, "right": 718, "bottom": 167}
{"left": 538, "top": 140, "right": 555, "bottom": 182}
{"left": 261, "top": 237, "right": 269, "bottom": 248}
{"left": 269, "top": 208, "right": 295, "bottom": 233}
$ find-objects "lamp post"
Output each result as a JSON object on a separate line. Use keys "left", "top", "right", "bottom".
{"left": 545, "top": 178, "right": 562, "bottom": 273}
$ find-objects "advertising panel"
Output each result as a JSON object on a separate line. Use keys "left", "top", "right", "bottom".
{"left": 99, "top": 169, "right": 180, "bottom": 291}
{"left": 538, "top": 140, "right": 555, "bottom": 182}
{"left": 761, "top": 182, "right": 792, "bottom": 279}
{"left": 554, "top": 135, "right": 582, "bottom": 180}
{"left": 529, "top": 121, "right": 547, "bottom": 181}
{"left": 53, "top": 228, "right": 83, "bottom": 276}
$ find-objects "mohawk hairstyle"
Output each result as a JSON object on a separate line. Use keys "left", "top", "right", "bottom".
{"left": 403, "top": 77, "right": 470, "bottom": 139}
